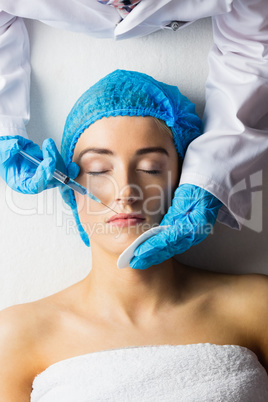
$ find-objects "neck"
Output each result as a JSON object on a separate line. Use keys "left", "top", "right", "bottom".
{"left": 81, "top": 242, "right": 187, "bottom": 325}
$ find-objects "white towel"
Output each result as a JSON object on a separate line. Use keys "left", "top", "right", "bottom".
{"left": 31, "top": 343, "right": 268, "bottom": 401}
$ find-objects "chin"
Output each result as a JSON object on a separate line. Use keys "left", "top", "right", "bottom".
{"left": 91, "top": 226, "right": 147, "bottom": 256}
{"left": 111, "top": 229, "right": 143, "bottom": 250}
{"left": 89, "top": 220, "right": 161, "bottom": 255}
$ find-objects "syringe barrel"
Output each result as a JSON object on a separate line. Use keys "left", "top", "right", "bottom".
{"left": 53, "top": 169, "right": 69, "bottom": 184}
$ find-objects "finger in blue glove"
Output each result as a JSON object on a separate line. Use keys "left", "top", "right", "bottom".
{"left": 0, "top": 135, "right": 80, "bottom": 201}
{"left": 129, "top": 184, "right": 222, "bottom": 270}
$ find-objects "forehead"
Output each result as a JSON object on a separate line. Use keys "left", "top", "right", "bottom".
{"left": 73, "top": 116, "right": 176, "bottom": 158}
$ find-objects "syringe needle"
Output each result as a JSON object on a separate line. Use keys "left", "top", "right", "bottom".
{"left": 84, "top": 189, "right": 118, "bottom": 214}
{"left": 99, "top": 201, "right": 118, "bottom": 214}
{"left": 18, "top": 150, "right": 118, "bottom": 214}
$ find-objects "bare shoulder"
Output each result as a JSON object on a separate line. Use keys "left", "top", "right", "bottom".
{"left": 214, "top": 272, "right": 268, "bottom": 318}
{"left": 0, "top": 303, "right": 43, "bottom": 401}
{"left": 236, "top": 272, "right": 268, "bottom": 292}
{"left": 0, "top": 291, "right": 70, "bottom": 401}
{"left": 0, "top": 303, "right": 39, "bottom": 359}
{"left": 230, "top": 272, "right": 268, "bottom": 311}
{"left": 227, "top": 273, "right": 268, "bottom": 371}
{"left": 198, "top": 268, "right": 268, "bottom": 302}
{"left": 238, "top": 273, "right": 268, "bottom": 326}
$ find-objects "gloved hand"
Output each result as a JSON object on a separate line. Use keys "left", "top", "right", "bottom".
{"left": 0, "top": 136, "right": 80, "bottom": 200}
{"left": 129, "top": 184, "right": 223, "bottom": 270}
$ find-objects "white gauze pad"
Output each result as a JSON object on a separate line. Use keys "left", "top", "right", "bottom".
{"left": 117, "top": 225, "right": 171, "bottom": 269}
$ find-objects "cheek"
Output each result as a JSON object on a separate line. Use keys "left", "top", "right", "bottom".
{"left": 75, "top": 192, "right": 88, "bottom": 216}
{"left": 76, "top": 173, "right": 117, "bottom": 207}
{"left": 75, "top": 193, "right": 96, "bottom": 223}
{"left": 74, "top": 191, "right": 110, "bottom": 230}
{"left": 75, "top": 165, "right": 179, "bottom": 220}
{"left": 141, "top": 172, "right": 177, "bottom": 217}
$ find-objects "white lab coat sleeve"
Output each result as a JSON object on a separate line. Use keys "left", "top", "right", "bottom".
{"left": 0, "top": 12, "right": 30, "bottom": 138}
{"left": 179, "top": 0, "right": 268, "bottom": 229}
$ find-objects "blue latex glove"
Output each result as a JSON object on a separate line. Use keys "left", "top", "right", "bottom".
{"left": 0, "top": 136, "right": 80, "bottom": 203}
{"left": 129, "top": 184, "right": 223, "bottom": 270}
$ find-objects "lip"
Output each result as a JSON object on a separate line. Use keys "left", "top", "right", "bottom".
{"left": 107, "top": 213, "right": 146, "bottom": 225}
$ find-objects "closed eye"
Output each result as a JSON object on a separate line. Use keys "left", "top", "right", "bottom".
{"left": 137, "top": 170, "right": 161, "bottom": 175}
{"left": 86, "top": 170, "right": 161, "bottom": 176}
{"left": 86, "top": 171, "right": 109, "bottom": 175}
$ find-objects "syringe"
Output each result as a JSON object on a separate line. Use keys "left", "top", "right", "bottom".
{"left": 18, "top": 150, "right": 118, "bottom": 214}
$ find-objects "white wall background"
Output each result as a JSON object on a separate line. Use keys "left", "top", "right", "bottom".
{"left": 0, "top": 18, "right": 267, "bottom": 310}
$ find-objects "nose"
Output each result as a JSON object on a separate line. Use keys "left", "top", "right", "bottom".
{"left": 115, "top": 183, "right": 141, "bottom": 207}
{"left": 112, "top": 165, "right": 143, "bottom": 209}
{"left": 114, "top": 167, "right": 142, "bottom": 208}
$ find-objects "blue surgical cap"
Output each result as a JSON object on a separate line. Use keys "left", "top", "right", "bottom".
{"left": 61, "top": 69, "right": 203, "bottom": 247}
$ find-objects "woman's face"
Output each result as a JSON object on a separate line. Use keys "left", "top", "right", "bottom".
{"left": 72, "top": 116, "right": 180, "bottom": 255}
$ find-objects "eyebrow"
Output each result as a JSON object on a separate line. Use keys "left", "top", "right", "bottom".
{"left": 77, "top": 147, "right": 169, "bottom": 161}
